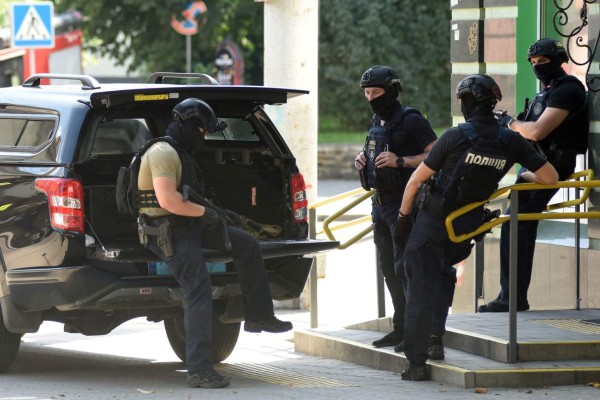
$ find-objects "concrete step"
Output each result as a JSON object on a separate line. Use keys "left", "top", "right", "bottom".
{"left": 348, "top": 313, "right": 600, "bottom": 363}
{"left": 294, "top": 310, "right": 600, "bottom": 388}
{"left": 445, "top": 326, "right": 600, "bottom": 362}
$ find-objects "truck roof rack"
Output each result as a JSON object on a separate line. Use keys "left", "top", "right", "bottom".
{"left": 147, "top": 72, "right": 219, "bottom": 85}
{"left": 22, "top": 74, "right": 101, "bottom": 90}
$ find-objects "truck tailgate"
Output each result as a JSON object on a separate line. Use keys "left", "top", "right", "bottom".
{"left": 91, "top": 238, "right": 339, "bottom": 263}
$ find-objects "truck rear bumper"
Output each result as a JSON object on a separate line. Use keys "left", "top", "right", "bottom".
{"left": 5, "top": 256, "right": 316, "bottom": 312}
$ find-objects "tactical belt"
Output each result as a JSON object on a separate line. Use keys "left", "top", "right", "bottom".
{"left": 372, "top": 192, "right": 402, "bottom": 206}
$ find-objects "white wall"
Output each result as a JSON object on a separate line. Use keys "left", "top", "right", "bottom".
{"left": 262, "top": 0, "right": 319, "bottom": 202}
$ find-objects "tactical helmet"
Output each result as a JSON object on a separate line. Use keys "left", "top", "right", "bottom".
{"left": 455, "top": 74, "right": 502, "bottom": 103}
{"left": 360, "top": 65, "right": 402, "bottom": 92}
{"left": 527, "top": 38, "right": 569, "bottom": 63}
{"left": 172, "top": 98, "right": 227, "bottom": 133}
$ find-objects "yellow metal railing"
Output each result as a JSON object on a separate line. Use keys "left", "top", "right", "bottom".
{"left": 307, "top": 187, "right": 375, "bottom": 328}
{"left": 445, "top": 169, "right": 598, "bottom": 243}
{"left": 312, "top": 188, "right": 375, "bottom": 250}
{"left": 309, "top": 170, "right": 597, "bottom": 247}
{"left": 447, "top": 168, "right": 598, "bottom": 364}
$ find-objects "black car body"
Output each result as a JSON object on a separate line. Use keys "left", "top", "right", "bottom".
{"left": 0, "top": 73, "right": 337, "bottom": 371}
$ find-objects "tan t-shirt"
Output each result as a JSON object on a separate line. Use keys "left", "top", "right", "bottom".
{"left": 138, "top": 141, "right": 182, "bottom": 217}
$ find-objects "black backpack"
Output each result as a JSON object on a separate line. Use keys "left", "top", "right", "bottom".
{"left": 442, "top": 123, "right": 511, "bottom": 207}
{"left": 115, "top": 137, "right": 180, "bottom": 216}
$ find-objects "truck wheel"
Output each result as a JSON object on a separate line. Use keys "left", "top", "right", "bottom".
{"left": 0, "top": 310, "right": 22, "bottom": 372}
{"left": 164, "top": 313, "right": 241, "bottom": 364}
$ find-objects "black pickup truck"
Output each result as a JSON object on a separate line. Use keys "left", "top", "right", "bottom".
{"left": 0, "top": 72, "right": 337, "bottom": 372}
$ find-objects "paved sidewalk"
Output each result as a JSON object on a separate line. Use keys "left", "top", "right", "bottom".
{"left": 6, "top": 310, "right": 597, "bottom": 400}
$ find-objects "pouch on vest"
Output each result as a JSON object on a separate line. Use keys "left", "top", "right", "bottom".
{"left": 358, "top": 135, "right": 371, "bottom": 190}
{"left": 362, "top": 107, "right": 421, "bottom": 192}
{"left": 364, "top": 126, "right": 394, "bottom": 190}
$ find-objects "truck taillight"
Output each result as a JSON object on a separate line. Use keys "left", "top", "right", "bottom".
{"left": 35, "top": 178, "right": 84, "bottom": 233}
{"left": 290, "top": 172, "right": 308, "bottom": 223}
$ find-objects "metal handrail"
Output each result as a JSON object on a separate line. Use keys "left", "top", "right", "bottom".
{"left": 445, "top": 169, "right": 596, "bottom": 243}
{"left": 309, "top": 187, "right": 370, "bottom": 209}
{"left": 444, "top": 168, "right": 596, "bottom": 363}
{"left": 319, "top": 189, "right": 375, "bottom": 249}
{"left": 307, "top": 187, "right": 376, "bottom": 328}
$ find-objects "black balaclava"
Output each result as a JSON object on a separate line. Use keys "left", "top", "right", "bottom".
{"left": 165, "top": 118, "right": 205, "bottom": 153}
{"left": 533, "top": 57, "right": 566, "bottom": 85}
{"left": 164, "top": 119, "right": 205, "bottom": 191}
{"left": 368, "top": 87, "right": 399, "bottom": 121}
{"left": 460, "top": 94, "right": 495, "bottom": 120}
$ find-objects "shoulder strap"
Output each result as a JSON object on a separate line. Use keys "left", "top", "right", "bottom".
{"left": 551, "top": 75, "right": 585, "bottom": 91}
{"left": 457, "top": 122, "right": 478, "bottom": 142}
{"left": 138, "top": 136, "right": 179, "bottom": 156}
{"left": 551, "top": 76, "right": 588, "bottom": 123}
{"left": 390, "top": 106, "right": 422, "bottom": 127}
{"left": 458, "top": 122, "right": 511, "bottom": 146}
{"left": 496, "top": 127, "right": 512, "bottom": 146}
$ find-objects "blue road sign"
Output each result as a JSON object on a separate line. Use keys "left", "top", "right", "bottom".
{"left": 11, "top": 2, "right": 55, "bottom": 48}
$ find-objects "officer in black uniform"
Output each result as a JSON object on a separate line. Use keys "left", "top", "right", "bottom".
{"left": 354, "top": 65, "right": 436, "bottom": 351}
{"left": 479, "top": 38, "right": 589, "bottom": 313}
{"left": 395, "top": 75, "right": 558, "bottom": 380}
{"left": 140, "top": 98, "right": 292, "bottom": 389}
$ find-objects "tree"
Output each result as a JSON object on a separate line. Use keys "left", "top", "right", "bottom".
{"left": 54, "top": 0, "right": 264, "bottom": 83}
{"left": 319, "top": 0, "right": 451, "bottom": 129}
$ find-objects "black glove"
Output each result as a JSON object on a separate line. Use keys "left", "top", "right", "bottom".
{"left": 222, "top": 208, "right": 242, "bottom": 227}
{"left": 493, "top": 110, "right": 514, "bottom": 128}
{"left": 393, "top": 215, "right": 413, "bottom": 248}
{"left": 202, "top": 207, "right": 221, "bottom": 231}
{"left": 473, "top": 208, "right": 501, "bottom": 242}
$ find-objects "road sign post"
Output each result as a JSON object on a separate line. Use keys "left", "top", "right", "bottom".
{"left": 10, "top": 2, "right": 55, "bottom": 78}
{"left": 170, "top": 1, "right": 208, "bottom": 73}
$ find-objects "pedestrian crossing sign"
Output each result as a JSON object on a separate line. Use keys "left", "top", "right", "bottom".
{"left": 11, "top": 2, "right": 55, "bottom": 48}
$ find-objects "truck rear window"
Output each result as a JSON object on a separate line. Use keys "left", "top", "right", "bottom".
{"left": 93, "top": 118, "right": 152, "bottom": 154}
{"left": 0, "top": 117, "right": 55, "bottom": 148}
{"left": 91, "top": 115, "right": 261, "bottom": 157}
{"left": 205, "top": 117, "right": 260, "bottom": 142}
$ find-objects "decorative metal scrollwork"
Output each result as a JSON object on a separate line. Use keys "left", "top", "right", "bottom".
{"left": 553, "top": 0, "right": 599, "bottom": 91}
{"left": 468, "top": 21, "right": 479, "bottom": 55}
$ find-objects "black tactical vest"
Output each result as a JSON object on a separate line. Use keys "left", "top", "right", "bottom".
{"left": 525, "top": 75, "right": 588, "bottom": 154}
{"left": 362, "top": 107, "right": 420, "bottom": 192}
{"left": 440, "top": 123, "right": 510, "bottom": 209}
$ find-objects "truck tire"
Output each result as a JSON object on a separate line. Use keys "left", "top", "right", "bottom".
{"left": 0, "top": 310, "right": 22, "bottom": 372}
{"left": 164, "top": 313, "right": 241, "bottom": 364}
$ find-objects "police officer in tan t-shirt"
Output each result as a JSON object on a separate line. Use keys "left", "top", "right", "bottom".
{"left": 139, "top": 98, "right": 292, "bottom": 389}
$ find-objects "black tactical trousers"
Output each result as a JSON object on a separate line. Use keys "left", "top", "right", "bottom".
{"left": 371, "top": 196, "right": 406, "bottom": 333}
{"left": 403, "top": 210, "right": 471, "bottom": 367}
{"left": 498, "top": 174, "right": 559, "bottom": 305}
{"left": 148, "top": 220, "right": 274, "bottom": 373}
